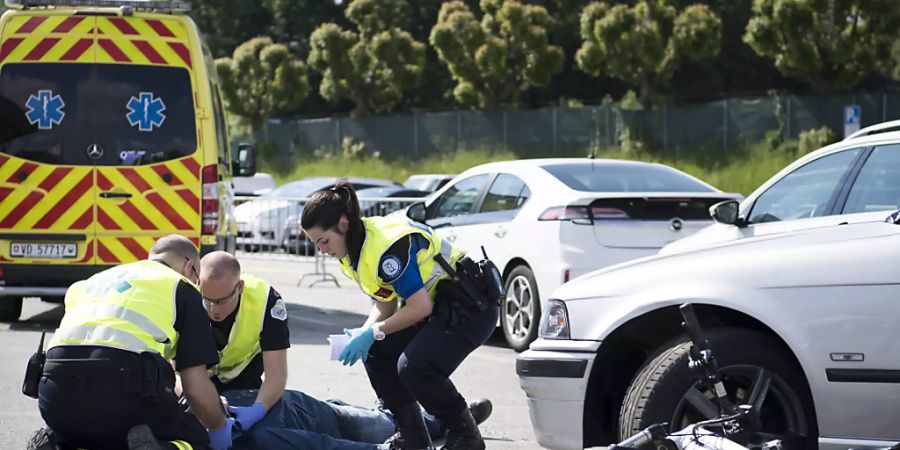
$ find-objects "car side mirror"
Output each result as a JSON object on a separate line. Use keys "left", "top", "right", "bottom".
{"left": 710, "top": 200, "right": 744, "bottom": 226}
{"left": 232, "top": 143, "right": 256, "bottom": 177}
{"left": 407, "top": 201, "right": 427, "bottom": 223}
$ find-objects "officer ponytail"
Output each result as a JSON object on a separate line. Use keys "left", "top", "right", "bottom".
{"left": 301, "top": 180, "right": 366, "bottom": 266}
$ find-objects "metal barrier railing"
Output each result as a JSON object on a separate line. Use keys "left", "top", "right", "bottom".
{"left": 232, "top": 195, "right": 425, "bottom": 259}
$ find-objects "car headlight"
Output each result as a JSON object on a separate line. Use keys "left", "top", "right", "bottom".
{"left": 539, "top": 299, "right": 570, "bottom": 339}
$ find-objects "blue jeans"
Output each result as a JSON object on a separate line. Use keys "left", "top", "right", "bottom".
{"left": 224, "top": 389, "right": 444, "bottom": 450}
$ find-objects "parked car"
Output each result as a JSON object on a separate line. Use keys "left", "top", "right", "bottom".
{"left": 517, "top": 215, "right": 900, "bottom": 450}
{"left": 403, "top": 174, "right": 456, "bottom": 193}
{"left": 235, "top": 176, "right": 397, "bottom": 251}
{"left": 233, "top": 172, "right": 277, "bottom": 197}
{"left": 403, "top": 158, "right": 742, "bottom": 350}
{"left": 357, "top": 186, "right": 432, "bottom": 217}
{"left": 661, "top": 119, "right": 900, "bottom": 255}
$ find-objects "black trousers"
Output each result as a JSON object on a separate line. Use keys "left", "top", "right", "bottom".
{"left": 38, "top": 349, "right": 209, "bottom": 450}
{"left": 363, "top": 283, "right": 499, "bottom": 421}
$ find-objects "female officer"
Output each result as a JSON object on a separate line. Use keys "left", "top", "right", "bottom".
{"left": 301, "top": 181, "right": 499, "bottom": 450}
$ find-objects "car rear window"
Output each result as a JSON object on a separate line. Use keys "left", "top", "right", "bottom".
{"left": 541, "top": 162, "right": 716, "bottom": 193}
{"left": 0, "top": 63, "right": 196, "bottom": 166}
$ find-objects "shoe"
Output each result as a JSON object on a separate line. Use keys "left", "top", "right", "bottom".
{"left": 442, "top": 408, "right": 485, "bottom": 450}
{"left": 127, "top": 424, "right": 162, "bottom": 450}
{"left": 467, "top": 398, "right": 492, "bottom": 426}
{"left": 384, "top": 403, "right": 434, "bottom": 450}
{"left": 26, "top": 427, "right": 59, "bottom": 450}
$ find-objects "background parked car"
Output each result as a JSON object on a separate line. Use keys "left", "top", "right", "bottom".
{"left": 357, "top": 186, "right": 432, "bottom": 217}
{"left": 402, "top": 174, "right": 456, "bottom": 193}
{"left": 662, "top": 120, "right": 900, "bottom": 255}
{"left": 404, "top": 158, "right": 742, "bottom": 351}
{"left": 232, "top": 172, "right": 277, "bottom": 206}
{"left": 236, "top": 176, "right": 397, "bottom": 252}
{"left": 518, "top": 215, "right": 900, "bottom": 450}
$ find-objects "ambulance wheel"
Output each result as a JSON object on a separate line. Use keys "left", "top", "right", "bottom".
{"left": 0, "top": 297, "right": 23, "bottom": 322}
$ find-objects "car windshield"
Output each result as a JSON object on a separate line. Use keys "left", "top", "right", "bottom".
{"left": 0, "top": 63, "right": 196, "bottom": 166}
{"left": 541, "top": 162, "right": 715, "bottom": 193}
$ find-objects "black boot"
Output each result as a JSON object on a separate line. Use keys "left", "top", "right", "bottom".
{"left": 442, "top": 408, "right": 485, "bottom": 450}
{"left": 126, "top": 424, "right": 162, "bottom": 450}
{"left": 26, "top": 427, "right": 59, "bottom": 450}
{"left": 385, "top": 403, "right": 434, "bottom": 450}
{"left": 467, "top": 398, "right": 492, "bottom": 426}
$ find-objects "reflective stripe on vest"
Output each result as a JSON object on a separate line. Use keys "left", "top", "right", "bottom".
{"left": 49, "top": 260, "right": 184, "bottom": 359}
{"left": 339, "top": 216, "right": 465, "bottom": 302}
{"left": 208, "top": 273, "right": 269, "bottom": 383}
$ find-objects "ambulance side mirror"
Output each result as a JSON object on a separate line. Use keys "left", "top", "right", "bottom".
{"left": 233, "top": 143, "right": 256, "bottom": 177}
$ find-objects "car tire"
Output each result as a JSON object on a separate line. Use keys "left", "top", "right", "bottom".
{"left": 0, "top": 297, "right": 24, "bottom": 322}
{"left": 502, "top": 266, "right": 541, "bottom": 352}
{"left": 619, "top": 327, "right": 817, "bottom": 450}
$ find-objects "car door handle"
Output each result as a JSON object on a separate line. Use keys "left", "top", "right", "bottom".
{"left": 99, "top": 192, "right": 132, "bottom": 199}
{"left": 494, "top": 227, "right": 507, "bottom": 238}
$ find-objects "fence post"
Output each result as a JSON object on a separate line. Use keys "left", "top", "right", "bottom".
{"left": 456, "top": 111, "right": 462, "bottom": 151}
{"left": 335, "top": 117, "right": 342, "bottom": 153}
{"left": 722, "top": 98, "right": 728, "bottom": 152}
{"left": 413, "top": 111, "right": 419, "bottom": 158}
{"left": 883, "top": 91, "right": 888, "bottom": 122}
{"left": 662, "top": 102, "right": 669, "bottom": 154}
{"left": 605, "top": 106, "right": 611, "bottom": 148}
{"left": 502, "top": 110, "right": 509, "bottom": 150}
{"left": 552, "top": 107, "right": 558, "bottom": 154}
{"left": 785, "top": 96, "right": 792, "bottom": 139}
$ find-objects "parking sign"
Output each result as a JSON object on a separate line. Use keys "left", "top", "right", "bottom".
{"left": 844, "top": 104, "right": 861, "bottom": 138}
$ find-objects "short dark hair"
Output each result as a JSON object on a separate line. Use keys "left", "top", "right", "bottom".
{"left": 301, "top": 180, "right": 365, "bottom": 265}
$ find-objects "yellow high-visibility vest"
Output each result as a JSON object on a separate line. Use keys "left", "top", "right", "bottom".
{"left": 208, "top": 273, "right": 269, "bottom": 383}
{"left": 339, "top": 216, "right": 465, "bottom": 302}
{"left": 50, "top": 260, "right": 187, "bottom": 359}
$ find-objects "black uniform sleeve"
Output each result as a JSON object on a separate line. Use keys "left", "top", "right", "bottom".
{"left": 172, "top": 280, "right": 220, "bottom": 371}
{"left": 259, "top": 287, "right": 290, "bottom": 352}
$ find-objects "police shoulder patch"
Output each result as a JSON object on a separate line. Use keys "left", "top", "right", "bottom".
{"left": 270, "top": 298, "right": 288, "bottom": 321}
{"left": 380, "top": 255, "right": 404, "bottom": 281}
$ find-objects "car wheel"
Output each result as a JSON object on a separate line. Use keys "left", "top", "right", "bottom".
{"left": 502, "top": 266, "right": 541, "bottom": 352}
{"left": 619, "top": 328, "right": 816, "bottom": 450}
{"left": 0, "top": 297, "right": 24, "bottom": 322}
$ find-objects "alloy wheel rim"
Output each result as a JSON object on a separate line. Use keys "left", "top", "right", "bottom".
{"left": 505, "top": 275, "right": 534, "bottom": 341}
{"left": 670, "top": 364, "right": 809, "bottom": 448}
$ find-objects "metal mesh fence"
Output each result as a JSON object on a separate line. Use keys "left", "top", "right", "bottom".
{"left": 252, "top": 90, "right": 900, "bottom": 160}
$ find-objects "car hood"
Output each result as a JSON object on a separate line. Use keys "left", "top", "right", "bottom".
{"left": 553, "top": 220, "right": 900, "bottom": 302}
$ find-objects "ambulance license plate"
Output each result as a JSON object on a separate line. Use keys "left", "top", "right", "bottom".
{"left": 10, "top": 242, "right": 77, "bottom": 259}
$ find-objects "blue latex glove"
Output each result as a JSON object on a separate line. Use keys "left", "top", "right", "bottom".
{"left": 339, "top": 326, "right": 376, "bottom": 366}
{"left": 208, "top": 417, "right": 235, "bottom": 450}
{"left": 227, "top": 402, "right": 266, "bottom": 431}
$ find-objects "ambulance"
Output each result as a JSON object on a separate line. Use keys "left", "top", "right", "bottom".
{"left": 0, "top": 0, "right": 254, "bottom": 320}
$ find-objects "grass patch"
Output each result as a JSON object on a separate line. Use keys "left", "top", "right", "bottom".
{"left": 262, "top": 140, "right": 804, "bottom": 196}
{"left": 267, "top": 148, "right": 518, "bottom": 186}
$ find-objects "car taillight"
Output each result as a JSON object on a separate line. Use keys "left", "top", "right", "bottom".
{"left": 538, "top": 206, "right": 591, "bottom": 221}
{"left": 202, "top": 165, "right": 219, "bottom": 235}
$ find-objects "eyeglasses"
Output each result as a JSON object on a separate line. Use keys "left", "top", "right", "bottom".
{"left": 202, "top": 281, "right": 241, "bottom": 306}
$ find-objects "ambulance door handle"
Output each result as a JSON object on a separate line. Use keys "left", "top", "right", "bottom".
{"left": 100, "top": 192, "right": 132, "bottom": 199}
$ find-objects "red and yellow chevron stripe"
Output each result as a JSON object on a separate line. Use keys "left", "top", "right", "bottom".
{"left": 0, "top": 14, "right": 193, "bottom": 68}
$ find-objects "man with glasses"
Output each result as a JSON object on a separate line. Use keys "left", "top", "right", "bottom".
{"left": 29, "top": 235, "right": 234, "bottom": 450}
{"left": 196, "top": 252, "right": 491, "bottom": 450}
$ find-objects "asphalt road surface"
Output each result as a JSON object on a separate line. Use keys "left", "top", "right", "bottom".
{"left": 0, "top": 255, "right": 545, "bottom": 449}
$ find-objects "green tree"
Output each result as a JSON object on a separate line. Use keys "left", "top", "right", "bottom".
{"left": 190, "top": 0, "right": 273, "bottom": 58}
{"left": 267, "top": 0, "right": 346, "bottom": 57}
{"left": 429, "top": 0, "right": 564, "bottom": 108}
{"left": 307, "top": 0, "right": 426, "bottom": 115}
{"left": 576, "top": 0, "right": 722, "bottom": 106}
{"left": 215, "top": 37, "right": 309, "bottom": 132}
{"left": 744, "top": 0, "right": 899, "bottom": 91}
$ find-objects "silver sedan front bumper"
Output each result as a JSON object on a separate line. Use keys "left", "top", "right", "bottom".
{"left": 516, "top": 339, "right": 600, "bottom": 450}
